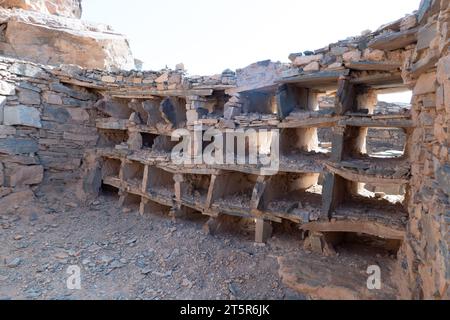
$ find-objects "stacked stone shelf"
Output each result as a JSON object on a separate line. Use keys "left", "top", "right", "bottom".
{"left": 311, "top": 189, "right": 408, "bottom": 241}
{"left": 94, "top": 70, "right": 415, "bottom": 246}
{"left": 325, "top": 158, "right": 410, "bottom": 185}
{"left": 338, "top": 113, "right": 414, "bottom": 129}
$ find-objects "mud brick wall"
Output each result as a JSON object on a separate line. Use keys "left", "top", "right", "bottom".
{"left": 0, "top": 57, "right": 98, "bottom": 204}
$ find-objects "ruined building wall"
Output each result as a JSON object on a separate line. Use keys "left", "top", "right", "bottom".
{"left": 399, "top": 0, "right": 450, "bottom": 299}
{"left": 0, "top": 0, "right": 448, "bottom": 300}
{"left": 0, "top": 57, "right": 99, "bottom": 209}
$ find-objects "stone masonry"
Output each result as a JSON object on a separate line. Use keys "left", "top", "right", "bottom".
{"left": 0, "top": 0, "right": 448, "bottom": 300}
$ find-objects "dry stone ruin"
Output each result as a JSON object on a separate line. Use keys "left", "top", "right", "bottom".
{"left": 0, "top": 0, "right": 448, "bottom": 300}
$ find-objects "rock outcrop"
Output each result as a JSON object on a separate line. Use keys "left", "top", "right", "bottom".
{"left": 0, "top": 2, "right": 135, "bottom": 70}
{"left": 0, "top": 0, "right": 82, "bottom": 18}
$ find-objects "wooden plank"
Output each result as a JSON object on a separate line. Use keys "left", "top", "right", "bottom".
{"left": 321, "top": 173, "right": 346, "bottom": 219}
{"left": 335, "top": 78, "right": 356, "bottom": 115}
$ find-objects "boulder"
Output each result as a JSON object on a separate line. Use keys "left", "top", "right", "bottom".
{"left": 0, "top": 0, "right": 82, "bottom": 19}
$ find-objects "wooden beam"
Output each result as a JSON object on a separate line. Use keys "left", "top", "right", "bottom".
{"left": 255, "top": 219, "right": 273, "bottom": 243}
{"left": 335, "top": 78, "right": 356, "bottom": 115}
{"left": 322, "top": 173, "right": 346, "bottom": 219}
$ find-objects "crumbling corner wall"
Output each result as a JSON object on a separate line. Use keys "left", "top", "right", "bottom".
{"left": 398, "top": 0, "right": 450, "bottom": 300}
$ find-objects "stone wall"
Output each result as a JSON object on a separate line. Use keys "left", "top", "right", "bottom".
{"left": 0, "top": 0, "right": 448, "bottom": 301}
{"left": 398, "top": 0, "right": 449, "bottom": 299}
{"left": 0, "top": 57, "right": 98, "bottom": 209}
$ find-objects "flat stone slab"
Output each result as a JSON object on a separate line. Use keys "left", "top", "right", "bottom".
{"left": 3, "top": 106, "right": 42, "bottom": 128}
{"left": 0, "top": 138, "right": 39, "bottom": 155}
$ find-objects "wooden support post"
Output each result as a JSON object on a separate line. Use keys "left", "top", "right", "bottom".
{"left": 331, "top": 126, "right": 367, "bottom": 162}
{"left": 141, "top": 165, "right": 149, "bottom": 193}
{"left": 205, "top": 174, "right": 223, "bottom": 210}
{"left": 173, "top": 173, "right": 184, "bottom": 204}
{"left": 250, "top": 176, "right": 270, "bottom": 214}
{"left": 139, "top": 198, "right": 149, "bottom": 216}
{"left": 276, "top": 84, "right": 296, "bottom": 119}
{"left": 335, "top": 78, "right": 356, "bottom": 115}
{"left": 255, "top": 218, "right": 273, "bottom": 243}
{"left": 322, "top": 173, "right": 346, "bottom": 219}
{"left": 331, "top": 127, "right": 345, "bottom": 162}
{"left": 118, "top": 189, "right": 126, "bottom": 207}
{"left": 277, "top": 85, "right": 319, "bottom": 119}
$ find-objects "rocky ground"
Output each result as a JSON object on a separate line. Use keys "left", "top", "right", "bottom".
{"left": 0, "top": 184, "right": 307, "bottom": 300}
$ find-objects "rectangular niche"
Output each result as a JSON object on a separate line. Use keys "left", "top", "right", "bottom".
{"left": 180, "top": 174, "right": 211, "bottom": 208}
{"left": 207, "top": 90, "right": 229, "bottom": 117}
{"left": 102, "top": 157, "right": 121, "bottom": 180}
{"left": 122, "top": 160, "right": 145, "bottom": 189}
{"left": 142, "top": 97, "right": 187, "bottom": 129}
{"left": 366, "top": 127, "right": 407, "bottom": 158}
{"left": 280, "top": 127, "right": 330, "bottom": 154}
{"left": 211, "top": 172, "right": 259, "bottom": 215}
{"left": 97, "top": 129, "right": 129, "bottom": 148}
{"left": 336, "top": 126, "right": 410, "bottom": 161}
{"left": 241, "top": 90, "right": 277, "bottom": 115}
{"left": 259, "top": 172, "right": 322, "bottom": 222}
{"left": 144, "top": 166, "right": 175, "bottom": 200}
{"left": 138, "top": 133, "right": 178, "bottom": 155}
{"left": 324, "top": 173, "right": 408, "bottom": 229}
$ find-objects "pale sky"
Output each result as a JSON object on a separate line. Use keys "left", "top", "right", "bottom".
{"left": 82, "top": 0, "right": 420, "bottom": 102}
